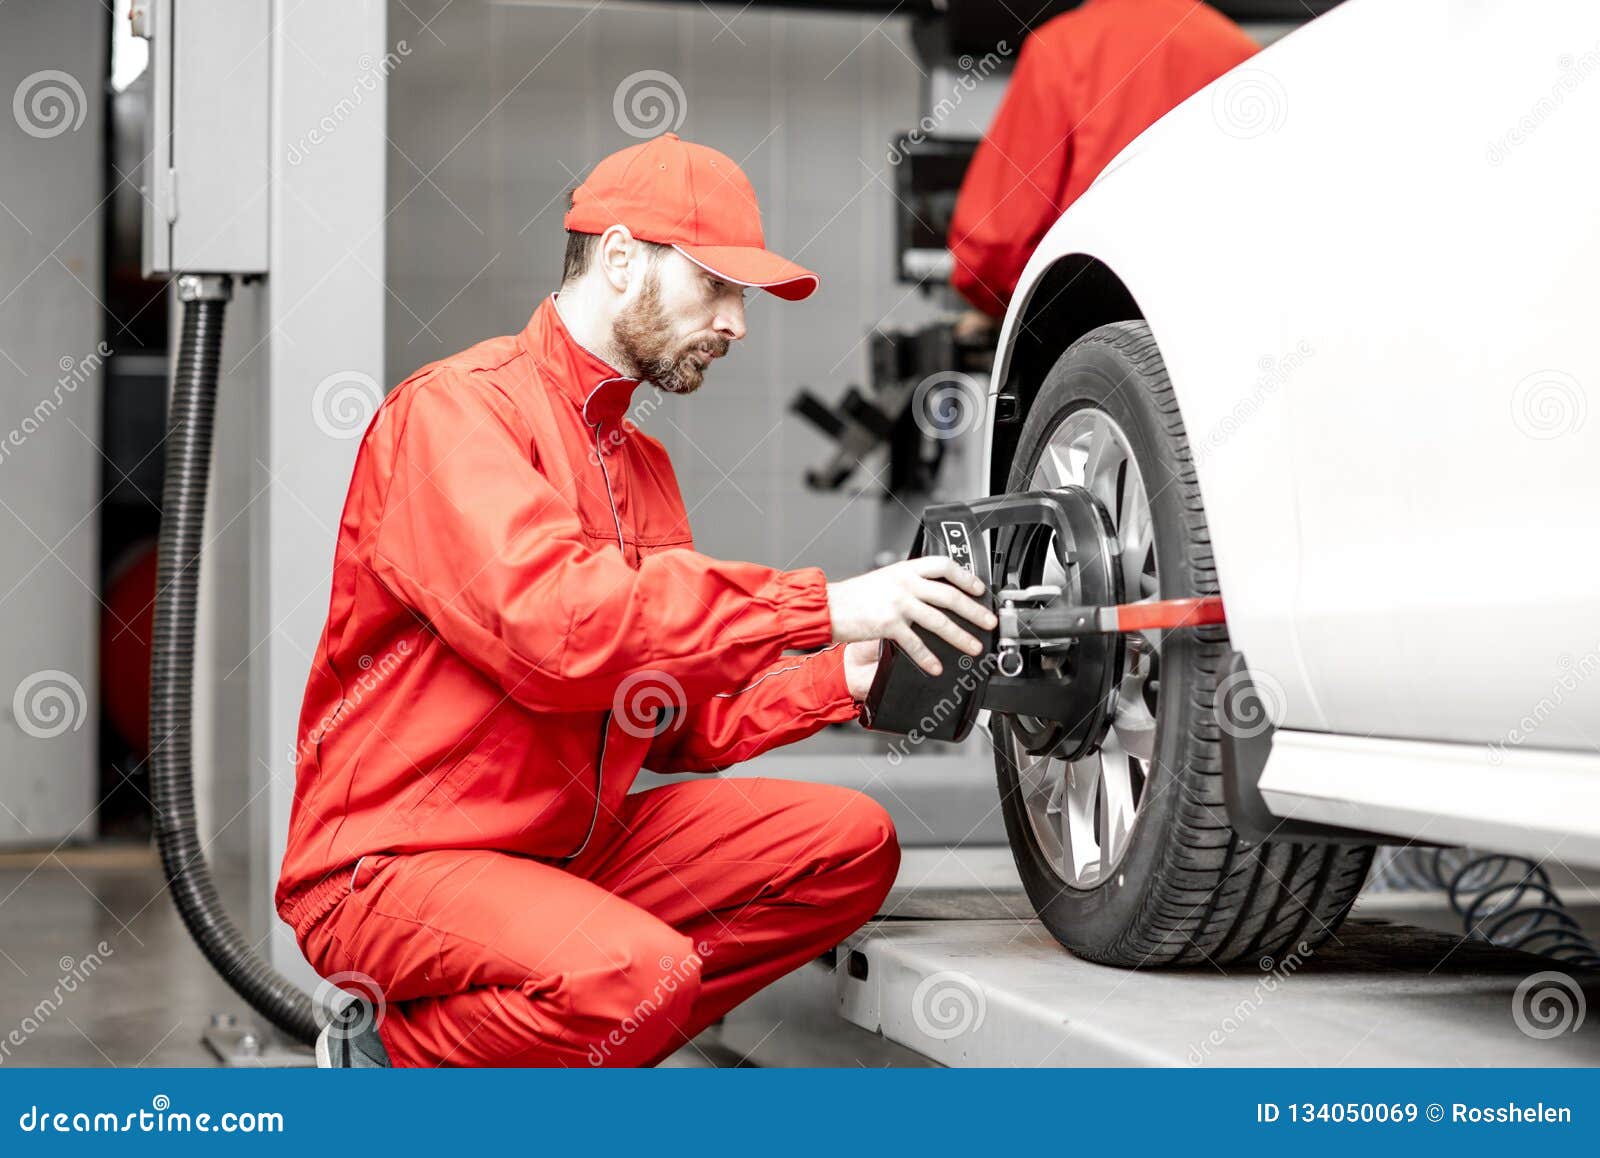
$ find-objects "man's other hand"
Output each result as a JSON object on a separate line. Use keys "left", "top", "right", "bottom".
{"left": 826, "top": 557, "right": 995, "bottom": 677}
{"left": 952, "top": 308, "right": 999, "bottom": 346}
{"left": 841, "top": 640, "right": 882, "bottom": 701}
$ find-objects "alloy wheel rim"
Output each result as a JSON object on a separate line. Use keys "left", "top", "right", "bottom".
{"left": 1011, "top": 407, "right": 1161, "bottom": 889}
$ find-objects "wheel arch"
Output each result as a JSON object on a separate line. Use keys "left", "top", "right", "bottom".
{"left": 988, "top": 254, "right": 1144, "bottom": 496}
{"left": 982, "top": 246, "right": 1323, "bottom": 735}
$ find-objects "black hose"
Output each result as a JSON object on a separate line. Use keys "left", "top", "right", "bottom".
{"left": 150, "top": 273, "right": 320, "bottom": 1044}
{"left": 1368, "top": 846, "right": 1600, "bottom": 968}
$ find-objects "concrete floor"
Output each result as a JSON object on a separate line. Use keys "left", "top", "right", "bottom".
{"left": 1, "top": 843, "right": 1596, "bottom": 1068}
{"left": 0, "top": 844, "right": 248, "bottom": 1067}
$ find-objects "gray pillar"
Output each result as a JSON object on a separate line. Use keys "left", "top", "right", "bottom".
{"left": 256, "top": 1, "right": 389, "bottom": 986}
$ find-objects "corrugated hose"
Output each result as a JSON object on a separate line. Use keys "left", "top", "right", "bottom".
{"left": 149, "top": 273, "right": 320, "bottom": 1045}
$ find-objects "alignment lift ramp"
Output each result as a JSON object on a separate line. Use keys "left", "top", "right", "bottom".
{"left": 697, "top": 492, "right": 1600, "bottom": 1067}
{"left": 822, "top": 874, "right": 1600, "bottom": 1067}
{"left": 704, "top": 849, "right": 1600, "bottom": 1068}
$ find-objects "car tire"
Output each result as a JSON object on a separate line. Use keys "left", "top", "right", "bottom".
{"left": 992, "top": 320, "right": 1374, "bottom": 968}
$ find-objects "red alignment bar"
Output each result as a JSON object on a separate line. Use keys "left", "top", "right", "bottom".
{"left": 1109, "top": 596, "right": 1227, "bottom": 632}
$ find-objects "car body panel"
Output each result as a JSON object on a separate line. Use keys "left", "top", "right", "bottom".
{"left": 1259, "top": 730, "right": 1600, "bottom": 867}
{"left": 984, "top": 0, "right": 1600, "bottom": 758}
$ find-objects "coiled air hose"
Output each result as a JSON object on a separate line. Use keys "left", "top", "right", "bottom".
{"left": 150, "top": 273, "right": 320, "bottom": 1044}
{"left": 1369, "top": 846, "right": 1600, "bottom": 968}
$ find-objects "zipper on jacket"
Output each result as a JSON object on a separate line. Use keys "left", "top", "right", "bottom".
{"left": 562, "top": 419, "right": 626, "bottom": 863}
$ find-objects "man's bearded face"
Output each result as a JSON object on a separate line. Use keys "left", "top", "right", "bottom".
{"left": 611, "top": 258, "right": 734, "bottom": 395}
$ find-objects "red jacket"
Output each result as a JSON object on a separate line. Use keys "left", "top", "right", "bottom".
{"left": 276, "top": 294, "right": 857, "bottom": 931}
{"left": 949, "top": 0, "right": 1258, "bottom": 317}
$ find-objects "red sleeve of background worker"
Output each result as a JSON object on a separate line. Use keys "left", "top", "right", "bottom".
{"left": 947, "top": 31, "right": 1073, "bottom": 318}
{"left": 645, "top": 644, "right": 858, "bottom": 774}
{"left": 370, "top": 372, "right": 835, "bottom": 714}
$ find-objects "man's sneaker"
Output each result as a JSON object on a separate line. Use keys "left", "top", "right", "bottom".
{"left": 314, "top": 999, "right": 391, "bottom": 1068}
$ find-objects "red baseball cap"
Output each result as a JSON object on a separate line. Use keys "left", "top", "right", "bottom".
{"left": 564, "top": 133, "right": 819, "bottom": 301}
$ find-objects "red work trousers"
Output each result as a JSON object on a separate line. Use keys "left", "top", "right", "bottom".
{"left": 296, "top": 776, "right": 900, "bottom": 1067}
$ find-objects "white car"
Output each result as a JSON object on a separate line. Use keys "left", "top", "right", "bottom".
{"left": 978, "top": 0, "right": 1600, "bottom": 967}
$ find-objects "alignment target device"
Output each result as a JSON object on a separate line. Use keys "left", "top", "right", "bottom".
{"left": 860, "top": 488, "right": 1225, "bottom": 750}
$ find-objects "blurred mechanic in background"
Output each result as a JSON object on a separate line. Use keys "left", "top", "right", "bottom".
{"left": 949, "top": 0, "right": 1258, "bottom": 337}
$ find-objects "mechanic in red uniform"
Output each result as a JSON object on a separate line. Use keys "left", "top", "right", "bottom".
{"left": 275, "top": 132, "right": 997, "bottom": 1068}
{"left": 949, "top": 0, "right": 1258, "bottom": 328}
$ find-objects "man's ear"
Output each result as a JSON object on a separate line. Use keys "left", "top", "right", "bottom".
{"left": 596, "top": 225, "right": 637, "bottom": 294}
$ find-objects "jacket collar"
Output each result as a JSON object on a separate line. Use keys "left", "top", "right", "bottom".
{"left": 519, "top": 292, "right": 647, "bottom": 431}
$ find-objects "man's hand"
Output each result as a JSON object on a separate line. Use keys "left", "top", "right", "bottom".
{"left": 842, "top": 640, "right": 882, "bottom": 701}
{"left": 827, "top": 557, "right": 996, "bottom": 678}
